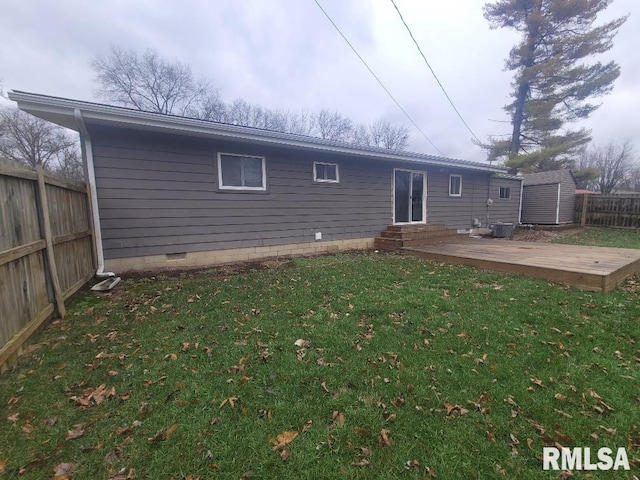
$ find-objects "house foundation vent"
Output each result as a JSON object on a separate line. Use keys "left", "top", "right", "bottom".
{"left": 492, "top": 222, "right": 514, "bottom": 238}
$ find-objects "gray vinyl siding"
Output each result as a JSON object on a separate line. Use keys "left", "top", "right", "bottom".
{"left": 427, "top": 172, "right": 520, "bottom": 229}
{"left": 521, "top": 170, "right": 576, "bottom": 225}
{"left": 521, "top": 184, "right": 559, "bottom": 224}
{"left": 90, "top": 126, "right": 392, "bottom": 259}
{"left": 558, "top": 176, "right": 576, "bottom": 223}
{"left": 427, "top": 170, "right": 486, "bottom": 229}
{"left": 89, "top": 126, "right": 521, "bottom": 259}
{"left": 489, "top": 177, "right": 522, "bottom": 224}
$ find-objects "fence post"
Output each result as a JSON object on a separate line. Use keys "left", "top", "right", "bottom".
{"left": 36, "top": 166, "right": 66, "bottom": 318}
{"left": 580, "top": 194, "right": 588, "bottom": 227}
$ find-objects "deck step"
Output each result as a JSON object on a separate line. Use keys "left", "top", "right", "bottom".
{"left": 374, "top": 224, "right": 468, "bottom": 250}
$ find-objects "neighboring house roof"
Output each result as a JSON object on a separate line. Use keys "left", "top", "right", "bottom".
{"left": 523, "top": 169, "right": 576, "bottom": 186}
{"left": 9, "top": 90, "right": 508, "bottom": 174}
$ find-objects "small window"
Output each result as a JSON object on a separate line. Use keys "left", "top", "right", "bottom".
{"left": 314, "top": 162, "right": 339, "bottom": 183}
{"left": 218, "top": 153, "right": 266, "bottom": 191}
{"left": 499, "top": 187, "right": 511, "bottom": 199}
{"left": 449, "top": 174, "right": 462, "bottom": 196}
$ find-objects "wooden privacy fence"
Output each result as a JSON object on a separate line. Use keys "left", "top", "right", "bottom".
{"left": 575, "top": 193, "right": 640, "bottom": 228}
{"left": 0, "top": 164, "right": 95, "bottom": 371}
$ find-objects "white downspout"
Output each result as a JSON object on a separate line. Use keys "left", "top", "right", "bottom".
{"left": 518, "top": 179, "right": 524, "bottom": 224}
{"left": 556, "top": 183, "right": 561, "bottom": 225}
{"left": 74, "top": 108, "right": 115, "bottom": 278}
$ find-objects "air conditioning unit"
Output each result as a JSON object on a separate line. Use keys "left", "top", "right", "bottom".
{"left": 492, "top": 222, "right": 514, "bottom": 238}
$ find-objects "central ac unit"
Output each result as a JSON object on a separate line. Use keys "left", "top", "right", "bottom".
{"left": 492, "top": 222, "right": 514, "bottom": 238}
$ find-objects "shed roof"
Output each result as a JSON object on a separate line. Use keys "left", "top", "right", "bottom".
{"left": 8, "top": 90, "right": 508, "bottom": 174}
{"left": 523, "top": 169, "right": 576, "bottom": 186}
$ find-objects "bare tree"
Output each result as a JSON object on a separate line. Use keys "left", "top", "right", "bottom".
{"left": 92, "top": 46, "right": 223, "bottom": 118}
{"left": 312, "top": 110, "right": 353, "bottom": 141}
{"left": 368, "top": 119, "right": 409, "bottom": 150}
{"left": 580, "top": 140, "right": 635, "bottom": 194}
{"left": 0, "top": 107, "right": 81, "bottom": 175}
{"left": 351, "top": 123, "right": 370, "bottom": 146}
{"left": 91, "top": 47, "right": 412, "bottom": 150}
{"left": 622, "top": 165, "right": 640, "bottom": 192}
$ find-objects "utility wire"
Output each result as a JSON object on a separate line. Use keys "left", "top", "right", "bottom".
{"left": 313, "top": 0, "right": 444, "bottom": 156}
{"left": 389, "top": 0, "right": 482, "bottom": 145}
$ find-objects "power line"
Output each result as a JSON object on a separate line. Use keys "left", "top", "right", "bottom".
{"left": 313, "top": 0, "right": 444, "bottom": 156}
{"left": 389, "top": 0, "right": 482, "bottom": 145}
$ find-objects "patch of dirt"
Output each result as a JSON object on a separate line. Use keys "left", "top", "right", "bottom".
{"left": 120, "top": 257, "right": 295, "bottom": 282}
{"left": 510, "top": 227, "right": 584, "bottom": 243}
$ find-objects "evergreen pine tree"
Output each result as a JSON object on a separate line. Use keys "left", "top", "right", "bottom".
{"left": 483, "top": 0, "right": 627, "bottom": 172}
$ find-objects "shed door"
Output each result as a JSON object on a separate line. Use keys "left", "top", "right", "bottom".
{"left": 394, "top": 169, "right": 426, "bottom": 224}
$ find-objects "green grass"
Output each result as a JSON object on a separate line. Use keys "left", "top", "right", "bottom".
{"left": 553, "top": 227, "right": 640, "bottom": 249}
{"left": 1, "top": 253, "right": 639, "bottom": 479}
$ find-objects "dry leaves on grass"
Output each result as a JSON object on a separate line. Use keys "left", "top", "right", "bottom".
{"left": 270, "top": 430, "right": 298, "bottom": 451}
{"left": 53, "top": 462, "right": 77, "bottom": 479}
{"left": 379, "top": 429, "right": 393, "bottom": 447}
{"left": 69, "top": 384, "right": 116, "bottom": 408}
{"left": 65, "top": 424, "right": 85, "bottom": 441}
{"left": 147, "top": 423, "right": 178, "bottom": 443}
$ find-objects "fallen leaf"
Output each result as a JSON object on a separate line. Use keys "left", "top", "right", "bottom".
{"left": 43, "top": 416, "right": 58, "bottom": 426}
{"left": 219, "top": 396, "right": 238, "bottom": 409}
{"left": 332, "top": 411, "right": 345, "bottom": 426}
{"left": 21, "top": 423, "right": 34, "bottom": 434}
{"left": 0, "top": 459, "right": 6, "bottom": 473}
{"left": 53, "top": 462, "right": 77, "bottom": 479}
{"left": 351, "top": 458, "right": 370, "bottom": 467}
{"left": 320, "top": 380, "right": 329, "bottom": 393}
{"left": 487, "top": 431, "right": 496, "bottom": 442}
{"left": 379, "top": 429, "right": 392, "bottom": 447}
{"left": 302, "top": 420, "right": 313, "bottom": 433}
{"left": 166, "top": 423, "right": 178, "bottom": 440}
{"left": 270, "top": 430, "right": 298, "bottom": 450}
{"left": 294, "top": 339, "right": 310, "bottom": 348}
{"left": 280, "top": 449, "right": 289, "bottom": 461}
{"left": 599, "top": 425, "right": 617, "bottom": 435}
{"left": 554, "top": 393, "right": 567, "bottom": 401}
{"left": 7, "top": 412, "right": 19, "bottom": 424}
{"left": 66, "top": 425, "right": 85, "bottom": 440}
{"left": 108, "top": 467, "right": 135, "bottom": 480}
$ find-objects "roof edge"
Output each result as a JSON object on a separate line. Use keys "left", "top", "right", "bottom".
{"left": 9, "top": 90, "right": 507, "bottom": 174}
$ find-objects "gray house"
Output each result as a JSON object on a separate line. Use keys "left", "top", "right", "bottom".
{"left": 10, "top": 91, "right": 522, "bottom": 273}
{"left": 521, "top": 170, "right": 576, "bottom": 225}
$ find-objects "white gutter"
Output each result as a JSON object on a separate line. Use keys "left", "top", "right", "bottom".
{"left": 74, "top": 108, "right": 115, "bottom": 278}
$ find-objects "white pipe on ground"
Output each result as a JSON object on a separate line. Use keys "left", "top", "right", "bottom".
{"left": 74, "top": 108, "right": 115, "bottom": 278}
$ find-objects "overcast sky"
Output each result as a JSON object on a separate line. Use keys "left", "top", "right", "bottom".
{"left": 0, "top": 0, "right": 637, "bottom": 162}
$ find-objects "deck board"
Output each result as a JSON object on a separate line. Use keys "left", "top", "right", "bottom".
{"left": 404, "top": 239, "right": 640, "bottom": 291}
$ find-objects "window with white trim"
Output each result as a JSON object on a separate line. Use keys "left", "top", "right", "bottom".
{"left": 314, "top": 162, "right": 339, "bottom": 183}
{"left": 499, "top": 186, "right": 511, "bottom": 199}
{"left": 449, "top": 174, "right": 462, "bottom": 196}
{"left": 217, "top": 153, "right": 266, "bottom": 191}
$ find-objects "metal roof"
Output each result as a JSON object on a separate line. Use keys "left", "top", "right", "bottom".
{"left": 8, "top": 90, "right": 508, "bottom": 174}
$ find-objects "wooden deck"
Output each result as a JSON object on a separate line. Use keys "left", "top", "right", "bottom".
{"left": 404, "top": 238, "right": 640, "bottom": 292}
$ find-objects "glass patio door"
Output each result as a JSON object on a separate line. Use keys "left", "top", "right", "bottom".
{"left": 394, "top": 169, "right": 426, "bottom": 224}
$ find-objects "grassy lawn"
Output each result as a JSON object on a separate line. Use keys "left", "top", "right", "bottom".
{"left": 1, "top": 253, "right": 639, "bottom": 479}
{"left": 552, "top": 227, "right": 640, "bottom": 249}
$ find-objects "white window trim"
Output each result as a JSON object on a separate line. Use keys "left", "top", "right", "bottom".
{"left": 217, "top": 152, "right": 266, "bottom": 191}
{"left": 499, "top": 186, "right": 511, "bottom": 199}
{"left": 449, "top": 174, "right": 462, "bottom": 197}
{"left": 313, "top": 161, "right": 340, "bottom": 183}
